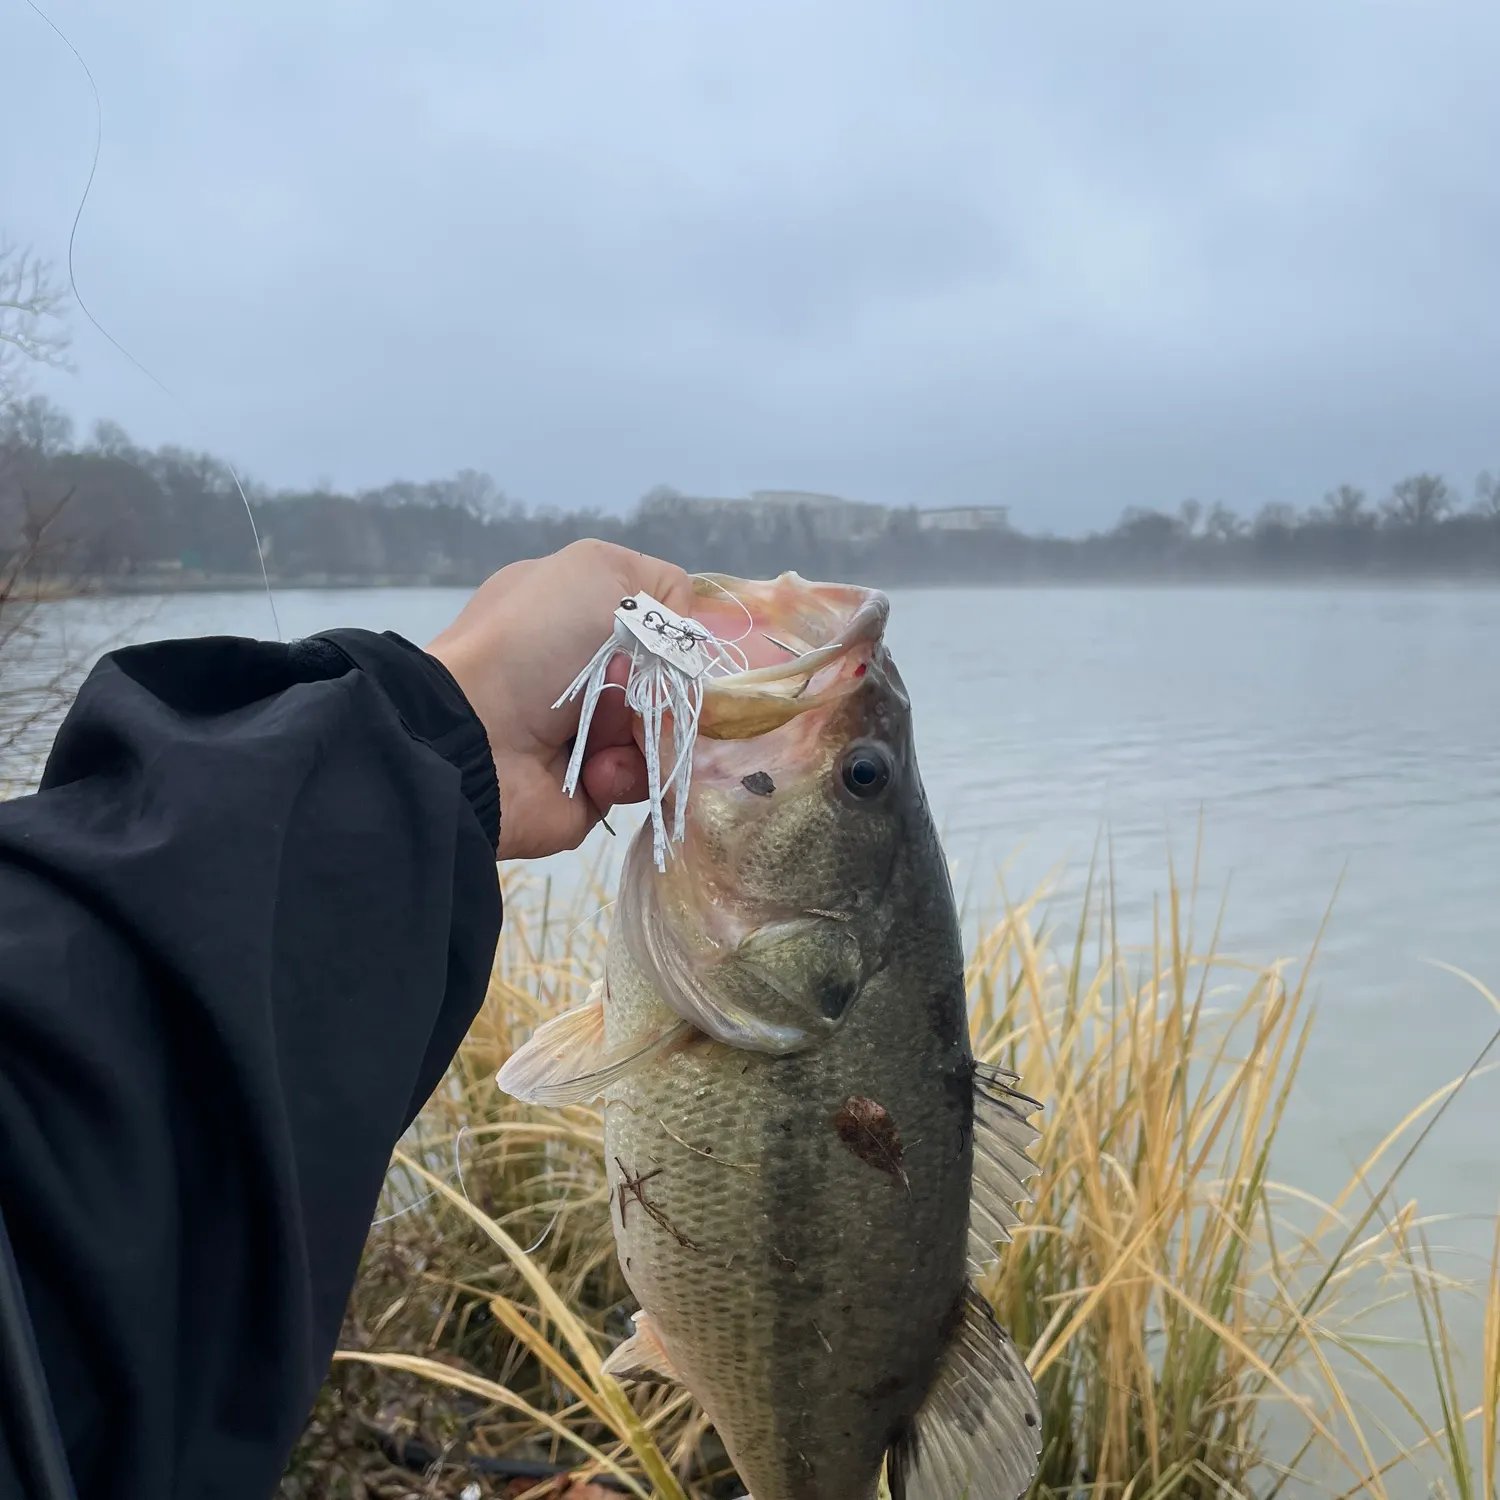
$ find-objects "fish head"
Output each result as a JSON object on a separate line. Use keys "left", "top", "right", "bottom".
{"left": 619, "top": 571, "right": 929, "bottom": 1053}
{"left": 690, "top": 571, "right": 913, "bottom": 914}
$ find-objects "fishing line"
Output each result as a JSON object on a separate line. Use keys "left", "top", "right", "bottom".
{"left": 693, "top": 573, "right": 814, "bottom": 662}
{"left": 369, "top": 1152, "right": 562, "bottom": 1255}
{"left": 452, "top": 1124, "right": 472, "bottom": 1205}
{"left": 369, "top": 1189, "right": 439, "bottom": 1228}
{"left": 521, "top": 1210, "right": 561, "bottom": 1256}
{"left": 19, "top": 0, "right": 282, "bottom": 641}
{"left": 689, "top": 571, "right": 755, "bottom": 667}
{"left": 558, "top": 902, "right": 616, "bottom": 946}
{"left": 369, "top": 1125, "right": 474, "bottom": 1226}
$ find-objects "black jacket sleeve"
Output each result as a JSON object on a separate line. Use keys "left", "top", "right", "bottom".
{"left": 0, "top": 629, "right": 502, "bottom": 1500}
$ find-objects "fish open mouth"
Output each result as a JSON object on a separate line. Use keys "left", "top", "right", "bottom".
{"left": 690, "top": 572, "right": 890, "bottom": 741}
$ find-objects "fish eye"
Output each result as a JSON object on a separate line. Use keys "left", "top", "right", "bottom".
{"left": 840, "top": 742, "right": 893, "bottom": 800}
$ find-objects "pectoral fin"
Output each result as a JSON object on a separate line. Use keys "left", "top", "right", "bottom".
{"left": 887, "top": 1287, "right": 1042, "bottom": 1500}
{"left": 495, "top": 984, "right": 691, "bottom": 1107}
{"left": 968, "top": 1062, "right": 1043, "bottom": 1269}
{"left": 600, "top": 1310, "right": 682, "bottom": 1384}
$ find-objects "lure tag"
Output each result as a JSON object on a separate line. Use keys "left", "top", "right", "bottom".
{"left": 614, "top": 593, "right": 711, "bottom": 679}
{"left": 553, "top": 587, "right": 748, "bottom": 869}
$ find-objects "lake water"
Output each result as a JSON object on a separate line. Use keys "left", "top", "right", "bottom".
{"left": 12, "top": 583, "right": 1500, "bottom": 1483}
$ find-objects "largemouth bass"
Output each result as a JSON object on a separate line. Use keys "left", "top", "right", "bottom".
{"left": 500, "top": 573, "right": 1043, "bottom": 1500}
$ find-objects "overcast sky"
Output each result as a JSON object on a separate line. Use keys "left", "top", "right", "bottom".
{"left": 4, "top": 1, "right": 1499, "bottom": 530}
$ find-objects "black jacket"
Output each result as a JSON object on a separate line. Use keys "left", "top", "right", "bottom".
{"left": 0, "top": 630, "right": 502, "bottom": 1500}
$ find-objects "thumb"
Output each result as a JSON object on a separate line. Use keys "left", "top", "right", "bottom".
{"left": 497, "top": 754, "right": 602, "bottom": 861}
{"left": 581, "top": 745, "right": 644, "bottom": 811}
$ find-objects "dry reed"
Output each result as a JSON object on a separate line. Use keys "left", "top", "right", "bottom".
{"left": 289, "top": 850, "right": 1500, "bottom": 1499}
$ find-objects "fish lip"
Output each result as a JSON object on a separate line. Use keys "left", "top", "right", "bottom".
{"left": 692, "top": 572, "right": 890, "bottom": 742}
{"left": 695, "top": 573, "right": 888, "bottom": 692}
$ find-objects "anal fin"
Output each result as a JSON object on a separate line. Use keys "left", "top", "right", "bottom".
{"left": 968, "top": 1062, "right": 1043, "bottom": 1269}
{"left": 496, "top": 982, "right": 691, "bottom": 1107}
{"left": 887, "top": 1286, "right": 1042, "bottom": 1500}
{"left": 601, "top": 1310, "right": 682, "bottom": 1384}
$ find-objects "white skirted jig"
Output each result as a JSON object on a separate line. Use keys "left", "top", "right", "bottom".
{"left": 554, "top": 591, "right": 747, "bottom": 870}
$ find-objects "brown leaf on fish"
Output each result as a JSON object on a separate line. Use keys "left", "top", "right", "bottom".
{"left": 831, "top": 1096, "right": 910, "bottom": 1188}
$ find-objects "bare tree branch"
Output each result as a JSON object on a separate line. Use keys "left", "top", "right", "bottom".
{"left": 1382, "top": 473, "right": 1452, "bottom": 528}
{"left": 0, "top": 491, "right": 82, "bottom": 783}
{"left": 0, "top": 246, "right": 80, "bottom": 791}
{"left": 1475, "top": 470, "right": 1500, "bottom": 519}
{"left": 0, "top": 241, "right": 72, "bottom": 403}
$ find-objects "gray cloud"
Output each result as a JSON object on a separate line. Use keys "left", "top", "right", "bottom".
{"left": 4, "top": 0, "right": 1499, "bottom": 529}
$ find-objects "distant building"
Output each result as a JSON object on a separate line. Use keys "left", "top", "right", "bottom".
{"left": 915, "top": 506, "right": 1011, "bottom": 533}
{"left": 746, "top": 489, "right": 870, "bottom": 518}
{"left": 637, "top": 489, "right": 1011, "bottom": 543}
{"left": 636, "top": 489, "right": 1012, "bottom": 544}
{"left": 748, "top": 490, "right": 891, "bottom": 543}
{"left": 639, "top": 493, "right": 785, "bottom": 539}
{"left": 641, "top": 487, "right": 895, "bottom": 544}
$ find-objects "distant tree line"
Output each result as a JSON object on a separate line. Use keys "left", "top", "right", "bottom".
{"left": 1, "top": 248, "right": 84, "bottom": 776}
{"left": 4, "top": 395, "right": 1500, "bottom": 588}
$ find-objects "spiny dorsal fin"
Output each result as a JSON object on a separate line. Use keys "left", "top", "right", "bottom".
{"left": 495, "top": 982, "right": 691, "bottom": 1107}
{"left": 968, "top": 1062, "right": 1043, "bottom": 1270}
{"left": 600, "top": 1310, "right": 682, "bottom": 1384}
{"left": 887, "top": 1287, "right": 1042, "bottom": 1500}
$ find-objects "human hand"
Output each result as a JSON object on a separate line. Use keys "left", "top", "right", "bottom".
{"left": 427, "top": 539, "right": 694, "bottom": 860}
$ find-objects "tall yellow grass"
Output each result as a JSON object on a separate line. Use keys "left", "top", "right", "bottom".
{"left": 329, "top": 855, "right": 1500, "bottom": 1499}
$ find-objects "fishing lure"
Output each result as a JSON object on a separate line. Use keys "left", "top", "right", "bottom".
{"left": 554, "top": 591, "right": 746, "bottom": 869}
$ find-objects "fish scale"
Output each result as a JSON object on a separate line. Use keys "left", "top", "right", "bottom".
{"left": 603, "top": 889, "right": 973, "bottom": 1500}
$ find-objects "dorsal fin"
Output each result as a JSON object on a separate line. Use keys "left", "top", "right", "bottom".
{"left": 887, "top": 1287, "right": 1042, "bottom": 1500}
{"left": 600, "top": 1310, "right": 682, "bottom": 1384}
{"left": 968, "top": 1062, "right": 1043, "bottom": 1269}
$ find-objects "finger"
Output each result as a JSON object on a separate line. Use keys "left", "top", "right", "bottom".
{"left": 591, "top": 700, "right": 677, "bottom": 772}
{"left": 616, "top": 696, "right": 676, "bottom": 768}
{"left": 615, "top": 550, "right": 694, "bottom": 617}
{"left": 586, "top": 651, "right": 675, "bottom": 774}
{"left": 581, "top": 743, "right": 646, "bottom": 810}
{"left": 649, "top": 564, "right": 696, "bottom": 615}
{"left": 497, "top": 754, "right": 601, "bottom": 861}
{"left": 582, "top": 654, "right": 637, "bottom": 752}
